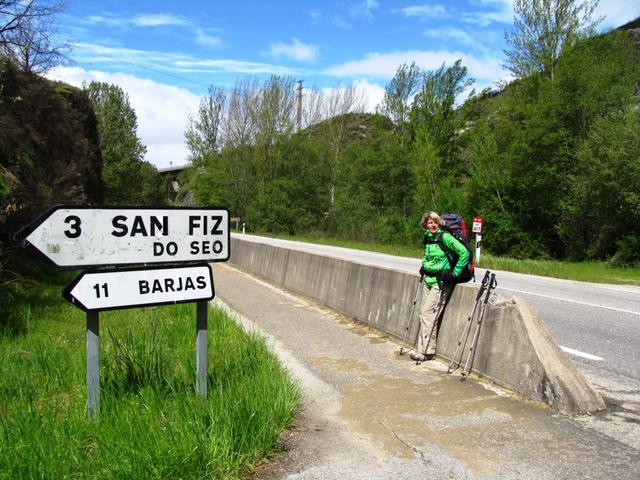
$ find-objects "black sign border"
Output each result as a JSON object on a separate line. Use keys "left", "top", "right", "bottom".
{"left": 15, "top": 204, "right": 232, "bottom": 269}
{"left": 62, "top": 263, "right": 215, "bottom": 313}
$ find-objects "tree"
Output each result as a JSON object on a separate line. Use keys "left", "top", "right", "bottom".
{"left": 569, "top": 110, "right": 640, "bottom": 265}
{"left": 410, "top": 60, "right": 473, "bottom": 160}
{"left": 251, "top": 75, "right": 297, "bottom": 182}
{"left": 223, "top": 77, "right": 258, "bottom": 149}
{"left": 378, "top": 61, "right": 421, "bottom": 127}
{"left": 377, "top": 62, "right": 423, "bottom": 217}
{"left": 0, "top": 0, "right": 68, "bottom": 73}
{"left": 248, "top": 132, "right": 329, "bottom": 234}
{"left": 554, "top": 33, "right": 640, "bottom": 263}
{"left": 299, "top": 83, "right": 325, "bottom": 130}
{"left": 409, "top": 59, "right": 473, "bottom": 212}
{"left": 321, "top": 83, "right": 366, "bottom": 210}
{"left": 83, "top": 81, "right": 160, "bottom": 205}
{"left": 184, "top": 86, "right": 225, "bottom": 162}
{"left": 461, "top": 29, "right": 640, "bottom": 259}
{"left": 504, "top": 0, "right": 600, "bottom": 80}
{"left": 333, "top": 115, "right": 413, "bottom": 243}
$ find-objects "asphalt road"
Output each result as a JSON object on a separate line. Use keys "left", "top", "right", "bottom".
{"left": 234, "top": 234, "right": 640, "bottom": 386}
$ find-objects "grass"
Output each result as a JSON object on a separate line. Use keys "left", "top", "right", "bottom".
{"left": 0, "top": 275, "right": 300, "bottom": 479}
{"left": 256, "top": 232, "right": 640, "bottom": 286}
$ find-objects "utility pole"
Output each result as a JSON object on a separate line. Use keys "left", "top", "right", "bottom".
{"left": 296, "top": 80, "right": 303, "bottom": 132}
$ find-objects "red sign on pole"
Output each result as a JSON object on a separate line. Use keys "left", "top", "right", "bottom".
{"left": 472, "top": 216, "right": 484, "bottom": 234}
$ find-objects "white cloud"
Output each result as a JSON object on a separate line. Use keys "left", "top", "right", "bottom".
{"left": 399, "top": 1, "right": 511, "bottom": 27}
{"left": 400, "top": 4, "right": 448, "bottom": 19}
{"left": 461, "top": 9, "right": 512, "bottom": 27}
{"left": 131, "top": 13, "right": 188, "bottom": 27}
{"left": 46, "top": 66, "right": 201, "bottom": 169}
{"left": 468, "top": 0, "right": 511, "bottom": 7}
{"left": 353, "top": 79, "right": 386, "bottom": 112}
{"left": 72, "top": 42, "right": 184, "bottom": 64}
{"left": 81, "top": 13, "right": 222, "bottom": 50}
{"left": 85, "top": 13, "right": 188, "bottom": 28}
{"left": 174, "top": 58, "right": 305, "bottom": 76}
{"left": 423, "top": 27, "right": 475, "bottom": 45}
{"left": 319, "top": 78, "right": 385, "bottom": 114}
{"left": 71, "top": 42, "right": 304, "bottom": 78}
{"left": 324, "top": 49, "right": 507, "bottom": 86}
{"left": 195, "top": 29, "right": 222, "bottom": 48}
{"left": 332, "top": 15, "right": 351, "bottom": 29}
{"left": 350, "top": 0, "right": 380, "bottom": 21}
{"left": 86, "top": 15, "right": 106, "bottom": 24}
{"left": 265, "top": 38, "right": 319, "bottom": 62}
{"left": 307, "top": 9, "right": 322, "bottom": 23}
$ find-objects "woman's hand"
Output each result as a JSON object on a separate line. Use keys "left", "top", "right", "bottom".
{"left": 438, "top": 270, "right": 456, "bottom": 283}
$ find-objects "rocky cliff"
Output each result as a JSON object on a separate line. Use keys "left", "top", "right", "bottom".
{"left": 0, "top": 58, "right": 103, "bottom": 245}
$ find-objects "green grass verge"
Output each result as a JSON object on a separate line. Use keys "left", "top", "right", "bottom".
{"left": 260, "top": 233, "right": 640, "bottom": 286}
{"left": 0, "top": 278, "right": 300, "bottom": 479}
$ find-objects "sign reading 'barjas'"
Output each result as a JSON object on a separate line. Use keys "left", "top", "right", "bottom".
{"left": 63, "top": 264, "right": 214, "bottom": 312}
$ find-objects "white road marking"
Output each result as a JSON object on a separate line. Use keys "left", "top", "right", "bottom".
{"left": 499, "top": 287, "right": 640, "bottom": 316}
{"left": 560, "top": 346, "right": 604, "bottom": 361}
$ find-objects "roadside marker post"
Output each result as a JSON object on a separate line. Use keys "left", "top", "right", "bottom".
{"left": 18, "top": 205, "right": 230, "bottom": 417}
{"left": 472, "top": 216, "right": 484, "bottom": 264}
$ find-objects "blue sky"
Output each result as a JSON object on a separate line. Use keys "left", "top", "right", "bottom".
{"left": 47, "top": 0, "right": 640, "bottom": 169}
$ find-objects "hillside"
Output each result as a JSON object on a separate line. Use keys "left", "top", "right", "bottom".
{"left": 0, "top": 58, "right": 103, "bottom": 245}
{"left": 306, "top": 112, "right": 395, "bottom": 142}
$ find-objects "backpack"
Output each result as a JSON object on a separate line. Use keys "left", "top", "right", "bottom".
{"left": 425, "top": 213, "right": 475, "bottom": 283}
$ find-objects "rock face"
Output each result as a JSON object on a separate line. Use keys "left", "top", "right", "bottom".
{"left": 0, "top": 59, "right": 103, "bottom": 243}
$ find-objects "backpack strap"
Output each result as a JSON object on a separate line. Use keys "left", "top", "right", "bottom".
{"left": 437, "top": 232, "right": 458, "bottom": 269}
{"left": 424, "top": 231, "right": 457, "bottom": 269}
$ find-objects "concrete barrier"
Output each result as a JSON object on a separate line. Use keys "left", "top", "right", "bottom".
{"left": 227, "top": 236, "right": 605, "bottom": 414}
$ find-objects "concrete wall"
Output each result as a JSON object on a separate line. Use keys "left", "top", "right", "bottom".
{"left": 227, "top": 236, "right": 605, "bottom": 414}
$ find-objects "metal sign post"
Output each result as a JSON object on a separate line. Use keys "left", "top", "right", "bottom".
{"left": 196, "top": 300, "right": 208, "bottom": 399}
{"left": 63, "top": 264, "right": 216, "bottom": 414}
{"left": 86, "top": 311, "right": 100, "bottom": 418}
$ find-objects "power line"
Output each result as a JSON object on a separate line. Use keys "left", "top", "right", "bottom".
{"left": 104, "top": 58, "right": 213, "bottom": 89}
{"left": 602, "top": 1, "right": 640, "bottom": 29}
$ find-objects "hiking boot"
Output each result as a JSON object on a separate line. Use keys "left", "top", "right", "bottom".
{"left": 410, "top": 352, "right": 426, "bottom": 362}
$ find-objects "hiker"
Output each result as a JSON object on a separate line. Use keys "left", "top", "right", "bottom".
{"left": 411, "top": 211, "right": 471, "bottom": 362}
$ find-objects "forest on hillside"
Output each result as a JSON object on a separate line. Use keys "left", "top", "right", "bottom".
{"left": 181, "top": 29, "right": 640, "bottom": 266}
{"left": 1, "top": 1, "right": 638, "bottom": 267}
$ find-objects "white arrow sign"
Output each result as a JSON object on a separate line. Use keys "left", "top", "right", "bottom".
{"left": 19, "top": 206, "right": 229, "bottom": 267}
{"left": 63, "top": 264, "right": 214, "bottom": 312}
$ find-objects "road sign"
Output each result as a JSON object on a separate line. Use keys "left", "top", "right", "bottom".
{"left": 18, "top": 205, "right": 229, "bottom": 267}
{"left": 63, "top": 264, "right": 214, "bottom": 312}
{"left": 472, "top": 216, "right": 484, "bottom": 234}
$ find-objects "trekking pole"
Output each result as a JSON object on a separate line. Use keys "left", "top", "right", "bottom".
{"left": 447, "top": 270, "right": 491, "bottom": 374}
{"left": 399, "top": 275, "right": 424, "bottom": 355}
{"left": 460, "top": 273, "right": 497, "bottom": 381}
{"left": 415, "top": 286, "right": 446, "bottom": 364}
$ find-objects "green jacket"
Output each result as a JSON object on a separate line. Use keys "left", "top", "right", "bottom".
{"left": 421, "top": 227, "right": 470, "bottom": 286}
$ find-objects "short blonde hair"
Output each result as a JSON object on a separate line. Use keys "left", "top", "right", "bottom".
{"left": 420, "top": 211, "right": 445, "bottom": 228}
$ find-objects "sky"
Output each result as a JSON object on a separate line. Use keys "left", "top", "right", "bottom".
{"left": 46, "top": 0, "right": 640, "bottom": 170}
